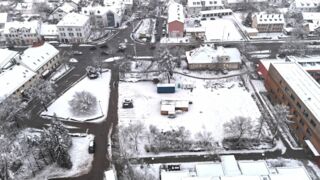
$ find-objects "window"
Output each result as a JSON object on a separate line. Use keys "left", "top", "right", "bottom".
{"left": 299, "top": 119, "right": 304, "bottom": 126}
{"left": 310, "top": 119, "right": 317, "bottom": 127}
{"left": 290, "top": 94, "right": 295, "bottom": 101}
{"left": 296, "top": 102, "right": 301, "bottom": 109}
{"left": 303, "top": 110, "right": 309, "bottom": 118}
{"left": 69, "top": 33, "right": 74, "bottom": 36}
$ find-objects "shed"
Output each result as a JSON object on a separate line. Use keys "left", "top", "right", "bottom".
{"left": 220, "top": 155, "right": 241, "bottom": 176}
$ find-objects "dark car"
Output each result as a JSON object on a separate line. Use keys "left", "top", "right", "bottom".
{"left": 89, "top": 46, "right": 97, "bottom": 50}
{"left": 100, "top": 44, "right": 108, "bottom": 49}
{"left": 101, "top": 50, "right": 110, "bottom": 56}
{"left": 88, "top": 139, "right": 95, "bottom": 153}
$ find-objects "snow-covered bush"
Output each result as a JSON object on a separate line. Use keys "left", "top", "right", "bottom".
{"left": 69, "top": 91, "right": 97, "bottom": 116}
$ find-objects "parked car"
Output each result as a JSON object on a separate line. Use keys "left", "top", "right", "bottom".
{"left": 86, "top": 66, "right": 99, "bottom": 79}
{"left": 88, "top": 139, "right": 95, "bottom": 153}
{"left": 101, "top": 50, "right": 110, "bottom": 56}
{"left": 89, "top": 46, "right": 97, "bottom": 50}
{"left": 100, "top": 44, "right": 108, "bottom": 49}
{"left": 122, "top": 99, "right": 133, "bottom": 108}
{"left": 73, "top": 51, "right": 83, "bottom": 55}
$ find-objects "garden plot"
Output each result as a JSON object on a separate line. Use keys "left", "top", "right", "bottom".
{"left": 118, "top": 74, "right": 262, "bottom": 155}
{"left": 42, "top": 71, "right": 111, "bottom": 122}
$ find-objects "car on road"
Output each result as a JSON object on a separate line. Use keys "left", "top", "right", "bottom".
{"left": 99, "top": 44, "right": 108, "bottom": 49}
{"left": 101, "top": 50, "right": 110, "bottom": 56}
{"left": 89, "top": 46, "right": 97, "bottom": 50}
{"left": 118, "top": 43, "right": 127, "bottom": 52}
{"left": 88, "top": 139, "right": 95, "bottom": 154}
{"left": 72, "top": 51, "right": 83, "bottom": 55}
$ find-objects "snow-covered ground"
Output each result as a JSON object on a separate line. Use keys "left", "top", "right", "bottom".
{"left": 118, "top": 74, "right": 261, "bottom": 155}
{"left": 200, "top": 18, "right": 243, "bottom": 42}
{"left": 50, "top": 64, "right": 72, "bottom": 82}
{"left": 133, "top": 18, "right": 156, "bottom": 42}
{"left": 160, "top": 37, "right": 190, "bottom": 44}
{"left": 104, "top": 57, "right": 123, "bottom": 62}
{"left": 33, "top": 135, "right": 94, "bottom": 179}
{"left": 42, "top": 70, "right": 111, "bottom": 122}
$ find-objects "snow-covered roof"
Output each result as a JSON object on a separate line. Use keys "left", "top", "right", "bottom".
{"left": 294, "top": 0, "right": 320, "bottom": 8}
{"left": 57, "top": 13, "right": 89, "bottom": 27}
{"left": 40, "top": 24, "right": 58, "bottom": 36}
{"left": 57, "top": 3, "right": 76, "bottom": 13}
{"left": 302, "top": 12, "right": 320, "bottom": 32}
{"left": 220, "top": 176, "right": 261, "bottom": 180}
{"left": 0, "top": 13, "right": 8, "bottom": 24}
{"left": 254, "top": 13, "right": 285, "bottom": 24}
{"left": 200, "top": 9, "right": 233, "bottom": 16}
{"left": 302, "top": 12, "right": 320, "bottom": 20}
{"left": 220, "top": 155, "right": 241, "bottom": 176}
{"left": 3, "top": 20, "right": 40, "bottom": 34}
{"left": 185, "top": 27, "right": 205, "bottom": 33}
{"left": 196, "top": 163, "right": 224, "bottom": 177}
{"left": 168, "top": 2, "right": 184, "bottom": 23}
{"left": 269, "top": 167, "right": 311, "bottom": 180}
{"left": 82, "top": 5, "right": 123, "bottom": 16}
{"left": 20, "top": 42, "right": 59, "bottom": 72}
{"left": 226, "top": 0, "right": 267, "bottom": 4}
{"left": 305, "top": 139, "right": 320, "bottom": 156}
{"left": 161, "top": 170, "right": 190, "bottom": 180}
{"left": 238, "top": 161, "right": 269, "bottom": 176}
{"left": 0, "top": 65, "right": 36, "bottom": 102}
{"left": 270, "top": 62, "right": 320, "bottom": 124}
{"left": 186, "top": 45, "right": 241, "bottom": 64}
{"left": 16, "top": 2, "right": 33, "bottom": 11}
{"left": 104, "top": 170, "right": 116, "bottom": 180}
{"left": 0, "top": 49, "right": 18, "bottom": 69}
{"left": 188, "top": 0, "right": 224, "bottom": 7}
{"left": 286, "top": 56, "right": 320, "bottom": 71}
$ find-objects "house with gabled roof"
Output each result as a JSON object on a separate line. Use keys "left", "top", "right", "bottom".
{"left": 167, "top": 2, "right": 185, "bottom": 37}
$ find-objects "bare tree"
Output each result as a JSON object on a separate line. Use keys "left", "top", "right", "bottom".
{"left": 195, "top": 126, "right": 215, "bottom": 149}
{"left": 223, "top": 116, "right": 254, "bottom": 143}
{"left": 69, "top": 91, "right": 97, "bottom": 116}
{"left": 25, "top": 78, "right": 56, "bottom": 106}
{"left": 121, "top": 121, "right": 145, "bottom": 152}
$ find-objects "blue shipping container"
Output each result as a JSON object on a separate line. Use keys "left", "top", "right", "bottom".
{"left": 157, "top": 84, "right": 175, "bottom": 93}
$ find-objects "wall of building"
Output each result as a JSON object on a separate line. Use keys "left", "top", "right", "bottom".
{"left": 168, "top": 21, "right": 184, "bottom": 37}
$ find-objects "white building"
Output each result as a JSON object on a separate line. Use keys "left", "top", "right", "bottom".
{"left": 186, "top": 0, "right": 224, "bottom": 17}
{"left": 0, "top": 64, "right": 36, "bottom": 103}
{"left": 40, "top": 24, "right": 59, "bottom": 41}
{"left": 49, "top": 3, "right": 76, "bottom": 22}
{"left": 252, "top": 13, "right": 285, "bottom": 32}
{"left": 3, "top": 20, "right": 41, "bottom": 46}
{"left": 0, "top": 13, "right": 8, "bottom": 44}
{"left": 186, "top": 44, "right": 241, "bottom": 70}
{"left": 290, "top": 0, "right": 320, "bottom": 12}
{"left": 224, "top": 0, "right": 267, "bottom": 8}
{"left": 81, "top": 5, "right": 123, "bottom": 28}
{"left": 57, "top": 12, "right": 91, "bottom": 43}
{"left": 19, "top": 42, "right": 60, "bottom": 78}
{"left": 0, "top": 49, "right": 19, "bottom": 70}
{"left": 302, "top": 12, "right": 320, "bottom": 33}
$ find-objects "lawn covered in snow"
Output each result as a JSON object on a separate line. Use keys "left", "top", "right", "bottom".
{"left": 118, "top": 75, "right": 261, "bottom": 143}
{"left": 42, "top": 70, "right": 111, "bottom": 122}
{"left": 33, "top": 135, "right": 94, "bottom": 179}
{"left": 200, "top": 19, "right": 243, "bottom": 41}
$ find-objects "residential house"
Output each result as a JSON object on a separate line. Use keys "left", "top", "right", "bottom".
{"left": 167, "top": 2, "right": 185, "bottom": 37}
{"left": 40, "top": 24, "right": 59, "bottom": 41}
{"left": 3, "top": 20, "right": 42, "bottom": 46}
{"left": 81, "top": 5, "right": 123, "bottom": 28}
{"left": 224, "top": 0, "right": 268, "bottom": 9}
{"left": 57, "top": 12, "right": 91, "bottom": 43}
{"left": 0, "top": 64, "right": 37, "bottom": 103}
{"left": 252, "top": 13, "right": 285, "bottom": 33}
{"left": 49, "top": 3, "right": 76, "bottom": 23}
{"left": 186, "top": 44, "right": 241, "bottom": 70}
{"left": 0, "top": 49, "right": 19, "bottom": 70}
{"left": 0, "top": 13, "right": 8, "bottom": 44}
{"left": 186, "top": 0, "right": 224, "bottom": 17}
{"left": 19, "top": 42, "right": 60, "bottom": 78}
{"left": 290, "top": 0, "right": 320, "bottom": 12}
{"left": 160, "top": 100, "right": 189, "bottom": 115}
{"left": 265, "top": 62, "right": 320, "bottom": 164}
{"left": 200, "top": 8, "right": 233, "bottom": 20}
{"left": 302, "top": 12, "right": 320, "bottom": 34}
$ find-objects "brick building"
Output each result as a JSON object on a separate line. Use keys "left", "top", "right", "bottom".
{"left": 167, "top": 2, "right": 185, "bottom": 37}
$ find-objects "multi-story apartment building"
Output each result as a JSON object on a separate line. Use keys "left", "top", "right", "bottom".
{"left": 3, "top": 20, "right": 41, "bottom": 46}
{"left": 49, "top": 3, "right": 76, "bottom": 23}
{"left": 266, "top": 62, "right": 320, "bottom": 161}
{"left": 290, "top": 0, "right": 320, "bottom": 12}
{"left": 57, "top": 13, "right": 91, "bottom": 43}
{"left": 252, "top": 13, "right": 285, "bottom": 33}
{"left": 186, "top": 0, "right": 224, "bottom": 17}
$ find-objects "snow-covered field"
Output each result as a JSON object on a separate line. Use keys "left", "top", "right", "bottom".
{"left": 42, "top": 70, "right": 111, "bottom": 122}
{"left": 33, "top": 135, "right": 94, "bottom": 179}
{"left": 160, "top": 37, "right": 190, "bottom": 44}
{"left": 201, "top": 18, "right": 243, "bottom": 41}
{"left": 118, "top": 75, "right": 261, "bottom": 142}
